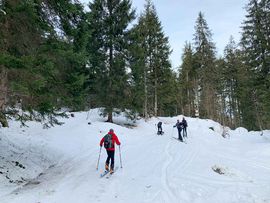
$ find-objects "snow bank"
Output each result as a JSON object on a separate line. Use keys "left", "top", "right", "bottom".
{"left": 0, "top": 128, "right": 58, "bottom": 197}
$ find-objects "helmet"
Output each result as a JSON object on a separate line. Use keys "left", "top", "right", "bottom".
{"left": 109, "top": 129, "right": 114, "bottom": 132}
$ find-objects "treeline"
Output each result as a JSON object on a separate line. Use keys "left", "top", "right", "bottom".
{"left": 179, "top": 0, "right": 270, "bottom": 131}
{"left": 0, "top": 0, "right": 269, "bottom": 131}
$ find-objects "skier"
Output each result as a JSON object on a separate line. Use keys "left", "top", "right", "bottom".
{"left": 182, "top": 117, "right": 188, "bottom": 138}
{"left": 173, "top": 119, "right": 183, "bottom": 142}
{"left": 157, "top": 121, "right": 163, "bottom": 135}
{"left": 100, "top": 129, "right": 121, "bottom": 174}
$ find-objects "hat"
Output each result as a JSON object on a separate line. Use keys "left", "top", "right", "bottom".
{"left": 109, "top": 129, "right": 114, "bottom": 132}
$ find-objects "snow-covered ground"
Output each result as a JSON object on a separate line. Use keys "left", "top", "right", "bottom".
{"left": 0, "top": 109, "right": 270, "bottom": 203}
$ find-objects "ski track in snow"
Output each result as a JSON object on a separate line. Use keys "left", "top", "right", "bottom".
{"left": 152, "top": 123, "right": 201, "bottom": 203}
{"left": 160, "top": 138, "right": 177, "bottom": 202}
{"left": 167, "top": 138, "right": 200, "bottom": 202}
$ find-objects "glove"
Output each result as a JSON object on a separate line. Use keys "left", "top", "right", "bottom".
{"left": 100, "top": 144, "right": 102, "bottom": 147}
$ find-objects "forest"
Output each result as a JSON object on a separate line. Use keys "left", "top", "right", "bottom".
{"left": 0, "top": 0, "right": 269, "bottom": 130}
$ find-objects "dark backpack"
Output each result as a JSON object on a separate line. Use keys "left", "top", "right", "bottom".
{"left": 182, "top": 120, "right": 187, "bottom": 127}
{"left": 104, "top": 134, "right": 113, "bottom": 149}
{"left": 176, "top": 122, "right": 183, "bottom": 129}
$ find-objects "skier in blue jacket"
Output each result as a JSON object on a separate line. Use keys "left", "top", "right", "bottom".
{"left": 173, "top": 120, "right": 184, "bottom": 142}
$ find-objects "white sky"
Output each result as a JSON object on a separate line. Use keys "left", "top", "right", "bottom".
{"left": 80, "top": 0, "right": 249, "bottom": 68}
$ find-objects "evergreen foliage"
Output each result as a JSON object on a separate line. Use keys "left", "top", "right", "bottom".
{"left": 240, "top": 0, "right": 270, "bottom": 130}
{"left": 129, "top": 0, "right": 176, "bottom": 118}
{"left": 178, "top": 42, "right": 196, "bottom": 117}
{"left": 86, "top": 0, "right": 135, "bottom": 122}
{"left": 0, "top": 0, "right": 88, "bottom": 127}
{"left": 192, "top": 12, "right": 219, "bottom": 120}
{"left": 0, "top": 0, "right": 269, "bottom": 131}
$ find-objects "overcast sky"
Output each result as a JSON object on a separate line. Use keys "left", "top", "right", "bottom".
{"left": 80, "top": 0, "right": 249, "bottom": 68}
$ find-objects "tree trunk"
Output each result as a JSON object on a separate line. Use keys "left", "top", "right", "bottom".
{"left": 186, "top": 71, "right": 191, "bottom": 116}
{"left": 107, "top": 111, "right": 113, "bottom": 123}
{"left": 236, "top": 98, "right": 241, "bottom": 127}
{"left": 106, "top": 2, "right": 114, "bottom": 124}
{"left": 154, "top": 74, "right": 157, "bottom": 117}
{"left": 0, "top": 66, "right": 8, "bottom": 127}
{"left": 107, "top": 44, "right": 113, "bottom": 123}
{"left": 194, "top": 78, "right": 200, "bottom": 117}
{"left": 0, "top": 4, "right": 9, "bottom": 127}
{"left": 252, "top": 89, "right": 263, "bottom": 131}
{"left": 144, "top": 65, "right": 148, "bottom": 119}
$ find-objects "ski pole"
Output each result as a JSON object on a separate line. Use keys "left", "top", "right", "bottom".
{"left": 171, "top": 127, "right": 174, "bottom": 137}
{"left": 119, "top": 145, "right": 123, "bottom": 168}
{"left": 96, "top": 146, "right": 102, "bottom": 170}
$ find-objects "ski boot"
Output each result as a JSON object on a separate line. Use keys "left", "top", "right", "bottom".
{"left": 105, "top": 163, "right": 109, "bottom": 171}
{"left": 110, "top": 166, "right": 114, "bottom": 174}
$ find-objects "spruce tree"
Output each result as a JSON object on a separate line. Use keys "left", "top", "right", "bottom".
{"left": 178, "top": 42, "right": 196, "bottom": 116}
{"left": 129, "top": 0, "right": 175, "bottom": 118}
{"left": 222, "top": 36, "right": 244, "bottom": 128}
{"left": 86, "top": 0, "right": 135, "bottom": 122}
{"left": 127, "top": 26, "right": 146, "bottom": 117}
{"left": 241, "top": 0, "right": 270, "bottom": 130}
{"left": 193, "top": 12, "right": 218, "bottom": 120}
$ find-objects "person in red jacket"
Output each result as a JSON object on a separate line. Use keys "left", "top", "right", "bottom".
{"left": 100, "top": 129, "right": 121, "bottom": 174}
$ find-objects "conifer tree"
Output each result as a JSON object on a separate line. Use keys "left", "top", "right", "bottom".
{"left": 178, "top": 42, "right": 196, "bottom": 116}
{"left": 86, "top": 0, "right": 135, "bottom": 122}
{"left": 221, "top": 36, "right": 244, "bottom": 128}
{"left": 129, "top": 0, "right": 175, "bottom": 118}
{"left": 127, "top": 26, "right": 146, "bottom": 117}
{"left": 240, "top": 0, "right": 270, "bottom": 130}
{"left": 193, "top": 12, "right": 218, "bottom": 120}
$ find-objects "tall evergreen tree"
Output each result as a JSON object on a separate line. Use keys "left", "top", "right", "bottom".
{"left": 178, "top": 42, "right": 196, "bottom": 117}
{"left": 240, "top": 0, "right": 270, "bottom": 130}
{"left": 193, "top": 12, "right": 219, "bottom": 120}
{"left": 221, "top": 36, "right": 244, "bottom": 128}
{"left": 129, "top": 0, "right": 175, "bottom": 118}
{"left": 86, "top": 0, "right": 135, "bottom": 122}
{"left": 127, "top": 25, "right": 146, "bottom": 117}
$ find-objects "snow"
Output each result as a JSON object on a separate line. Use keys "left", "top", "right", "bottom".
{"left": 0, "top": 109, "right": 270, "bottom": 203}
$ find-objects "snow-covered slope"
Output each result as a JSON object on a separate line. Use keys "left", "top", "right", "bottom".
{"left": 0, "top": 109, "right": 270, "bottom": 203}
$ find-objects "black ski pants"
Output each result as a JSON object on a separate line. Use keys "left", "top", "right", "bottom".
{"left": 106, "top": 150, "right": 115, "bottom": 170}
{"left": 183, "top": 127, "right": 187, "bottom": 138}
{"left": 177, "top": 128, "right": 183, "bottom": 142}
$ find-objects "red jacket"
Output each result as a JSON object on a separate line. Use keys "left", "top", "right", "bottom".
{"left": 100, "top": 131, "right": 121, "bottom": 151}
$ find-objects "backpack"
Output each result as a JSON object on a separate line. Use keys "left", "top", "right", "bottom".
{"left": 182, "top": 120, "right": 187, "bottom": 127}
{"left": 176, "top": 122, "right": 183, "bottom": 129}
{"left": 103, "top": 134, "right": 113, "bottom": 149}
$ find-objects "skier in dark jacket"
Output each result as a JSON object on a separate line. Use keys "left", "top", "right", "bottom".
{"left": 173, "top": 120, "right": 183, "bottom": 142}
{"left": 157, "top": 121, "right": 163, "bottom": 135}
{"left": 100, "top": 129, "right": 121, "bottom": 174}
{"left": 182, "top": 117, "right": 188, "bottom": 138}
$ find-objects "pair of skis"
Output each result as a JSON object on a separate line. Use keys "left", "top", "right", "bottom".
{"left": 100, "top": 166, "right": 119, "bottom": 178}
{"left": 172, "top": 137, "right": 187, "bottom": 144}
{"left": 157, "top": 131, "right": 164, "bottom": 135}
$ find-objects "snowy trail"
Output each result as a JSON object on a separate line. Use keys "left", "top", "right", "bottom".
{"left": 160, "top": 138, "right": 177, "bottom": 202}
{"left": 0, "top": 112, "right": 270, "bottom": 203}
